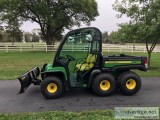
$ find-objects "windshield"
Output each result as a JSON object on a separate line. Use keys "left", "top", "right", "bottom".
{"left": 59, "top": 28, "right": 101, "bottom": 73}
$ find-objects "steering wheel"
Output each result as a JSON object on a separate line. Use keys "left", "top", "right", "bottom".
{"left": 66, "top": 55, "right": 76, "bottom": 61}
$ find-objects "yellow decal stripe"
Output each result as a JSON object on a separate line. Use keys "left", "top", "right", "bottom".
{"left": 105, "top": 61, "right": 132, "bottom": 64}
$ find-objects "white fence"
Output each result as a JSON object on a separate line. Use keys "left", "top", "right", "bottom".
{"left": 0, "top": 43, "right": 159, "bottom": 53}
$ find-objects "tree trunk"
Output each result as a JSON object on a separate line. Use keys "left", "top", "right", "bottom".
{"left": 12, "top": 35, "right": 15, "bottom": 46}
{"left": 146, "top": 38, "right": 157, "bottom": 69}
{"left": 147, "top": 51, "right": 151, "bottom": 69}
{"left": 46, "top": 39, "right": 53, "bottom": 45}
{"left": 46, "top": 33, "right": 55, "bottom": 45}
{"left": 46, "top": 35, "right": 54, "bottom": 50}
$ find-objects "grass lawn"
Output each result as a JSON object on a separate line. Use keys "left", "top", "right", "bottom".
{"left": 0, "top": 52, "right": 53, "bottom": 80}
{"left": 0, "top": 51, "right": 159, "bottom": 80}
{"left": 0, "top": 51, "right": 159, "bottom": 119}
{"left": 0, "top": 111, "right": 114, "bottom": 120}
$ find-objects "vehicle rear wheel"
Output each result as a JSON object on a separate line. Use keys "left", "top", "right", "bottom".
{"left": 91, "top": 73, "right": 116, "bottom": 96}
{"left": 41, "top": 76, "right": 64, "bottom": 99}
{"left": 118, "top": 71, "right": 141, "bottom": 95}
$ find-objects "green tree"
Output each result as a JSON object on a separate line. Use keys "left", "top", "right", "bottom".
{"left": 109, "top": 31, "right": 121, "bottom": 44}
{"left": 0, "top": 32, "right": 2, "bottom": 41}
{"left": 112, "top": 23, "right": 143, "bottom": 44}
{"left": 118, "top": 24, "right": 138, "bottom": 43}
{"left": 109, "top": 24, "right": 137, "bottom": 44}
{"left": 0, "top": 5, "right": 23, "bottom": 44}
{"left": 24, "top": 33, "right": 32, "bottom": 42}
{"left": 32, "top": 33, "right": 40, "bottom": 42}
{"left": 5, "top": 24, "right": 23, "bottom": 45}
{"left": 0, "top": 26, "right": 4, "bottom": 42}
{"left": 102, "top": 31, "right": 110, "bottom": 43}
{"left": 0, "top": 0, "right": 99, "bottom": 45}
{"left": 113, "top": 0, "right": 160, "bottom": 68}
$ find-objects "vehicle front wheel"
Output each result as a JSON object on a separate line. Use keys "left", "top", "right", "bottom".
{"left": 41, "top": 76, "right": 64, "bottom": 99}
{"left": 91, "top": 73, "right": 116, "bottom": 96}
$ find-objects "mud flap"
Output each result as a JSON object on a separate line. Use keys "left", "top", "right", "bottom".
{"left": 18, "top": 67, "right": 41, "bottom": 94}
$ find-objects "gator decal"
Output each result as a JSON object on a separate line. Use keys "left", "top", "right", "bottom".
{"left": 104, "top": 60, "right": 141, "bottom": 67}
{"left": 105, "top": 61, "right": 132, "bottom": 64}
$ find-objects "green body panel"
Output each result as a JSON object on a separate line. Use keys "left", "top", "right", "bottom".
{"left": 42, "top": 64, "right": 67, "bottom": 80}
{"left": 104, "top": 60, "right": 141, "bottom": 68}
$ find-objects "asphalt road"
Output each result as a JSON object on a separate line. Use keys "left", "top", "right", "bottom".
{"left": 0, "top": 78, "right": 159, "bottom": 113}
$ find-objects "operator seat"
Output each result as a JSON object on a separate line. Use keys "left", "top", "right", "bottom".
{"left": 76, "top": 54, "right": 97, "bottom": 72}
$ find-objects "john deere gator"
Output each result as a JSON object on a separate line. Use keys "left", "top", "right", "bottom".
{"left": 18, "top": 27, "right": 148, "bottom": 99}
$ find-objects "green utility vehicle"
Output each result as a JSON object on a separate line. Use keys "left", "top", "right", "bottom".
{"left": 18, "top": 27, "right": 148, "bottom": 99}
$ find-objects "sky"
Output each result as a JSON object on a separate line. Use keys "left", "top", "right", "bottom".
{"left": 20, "top": 0, "right": 129, "bottom": 33}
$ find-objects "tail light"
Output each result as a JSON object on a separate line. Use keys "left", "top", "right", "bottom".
{"left": 144, "top": 58, "right": 148, "bottom": 69}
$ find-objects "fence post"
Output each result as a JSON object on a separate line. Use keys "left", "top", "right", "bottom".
{"left": 46, "top": 45, "right": 47, "bottom": 52}
{"left": 107, "top": 45, "right": 110, "bottom": 53}
{"left": 143, "top": 47, "right": 146, "bottom": 53}
{"left": 20, "top": 44, "right": 22, "bottom": 52}
{"left": 132, "top": 45, "right": 134, "bottom": 53}
{"left": 72, "top": 43, "right": 74, "bottom": 52}
{"left": 6, "top": 45, "right": 8, "bottom": 52}
{"left": 120, "top": 46, "right": 122, "bottom": 53}
{"left": 33, "top": 44, "right": 35, "bottom": 51}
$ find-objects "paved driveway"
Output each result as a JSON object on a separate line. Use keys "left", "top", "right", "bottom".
{"left": 0, "top": 77, "right": 159, "bottom": 113}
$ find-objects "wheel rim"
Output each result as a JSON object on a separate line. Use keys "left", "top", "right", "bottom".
{"left": 47, "top": 83, "right": 57, "bottom": 93}
{"left": 126, "top": 79, "right": 136, "bottom": 90}
{"left": 100, "top": 80, "right": 110, "bottom": 91}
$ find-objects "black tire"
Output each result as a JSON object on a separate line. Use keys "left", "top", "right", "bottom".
{"left": 118, "top": 71, "right": 141, "bottom": 96}
{"left": 91, "top": 73, "right": 116, "bottom": 96}
{"left": 41, "top": 76, "right": 64, "bottom": 99}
